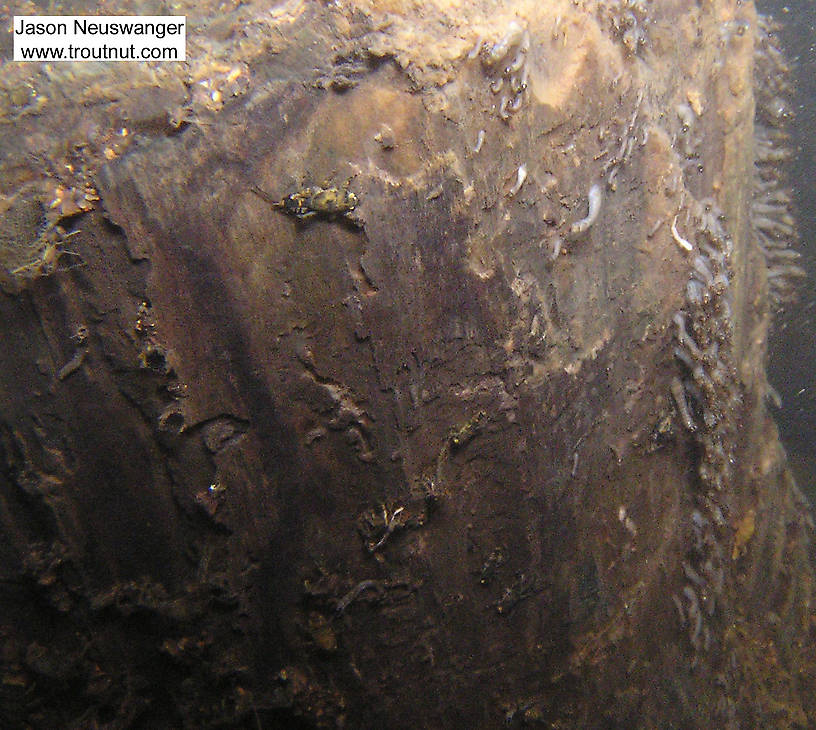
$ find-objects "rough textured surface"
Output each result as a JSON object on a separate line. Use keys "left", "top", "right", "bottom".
{"left": 1, "top": 1, "right": 814, "bottom": 728}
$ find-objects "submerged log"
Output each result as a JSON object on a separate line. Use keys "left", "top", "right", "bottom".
{"left": 0, "top": 1, "right": 814, "bottom": 727}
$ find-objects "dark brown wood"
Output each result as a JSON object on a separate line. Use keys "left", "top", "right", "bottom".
{"left": 1, "top": 2, "right": 814, "bottom": 727}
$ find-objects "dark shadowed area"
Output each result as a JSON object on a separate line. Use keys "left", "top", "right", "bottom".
{"left": 0, "top": 1, "right": 815, "bottom": 728}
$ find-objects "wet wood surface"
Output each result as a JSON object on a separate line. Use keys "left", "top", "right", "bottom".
{"left": 0, "top": 1, "right": 814, "bottom": 727}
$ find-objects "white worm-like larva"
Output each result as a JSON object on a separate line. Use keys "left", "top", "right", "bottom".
{"left": 767, "top": 248, "right": 802, "bottom": 262}
{"left": 624, "top": 135, "right": 636, "bottom": 160}
{"left": 550, "top": 235, "right": 563, "bottom": 261}
{"left": 647, "top": 219, "right": 664, "bottom": 238}
{"left": 762, "top": 188, "right": 791, "bottom": 204}
{"left": 682, "top": 561, "right": 705, "bottom": 586}
{"left": 482, "top": 21, "right": 524, "bottom": 66}
{"left": 336, "top": 579, "right": 381, "bottom": 613}
{"left": 671, "top": 215, "right": 693, "bottom": 252}
{"left": 499, "top": 95, "right": 511, "bottom": 120}
{"left": 606, "top": 167, "right": 618, "bottom": 190}
{"left": 711, "top": 273, "right": 729, "bottom": 295}
{"left": 693, "top": 366, "right": 716, "bottom": 397}
{"left": 511, "top": 67, "right": 528, "bottom": 94}
{"left": 752, "top": 201, "right": 788, "bottom": 215}
{"left": 692, "top": 255, "right": 713, "bottom": 286}
{"left": 676, "top": 102, "right": 695, "bottom": 133}
{"left": 505, "top": 53, "right": 525, "bottom": 75}
{"left": 766, "top": 383, "right": 783, "bottom": 409}
{"left": 674, "top": 313, "right": 703, "bottom": 360}
{"left": 569, "top": 183, "right": 602, "bottom": 237}
{"left": 671, "top": 377, "right": 696, "bottom": 432}
{"left": 683, "top": 586, "right": 703, "bottom": 648}
{"left": 708, "top": 502, "right": 726, "bottom": 527}
{"left": 684, "top": 381, "right": 704, "bottom": 409}
{"left": 755, "top": 215, "right": 795, "bottom": 235}
{"left": 672, "top": 594, "right": 686, "bottom": 624}
{"left": 674, "top": 346, "right": 695, "bottom": 372}
{"left": 472, "top": 129, "right": 485, "bottom": 154}
{"left": 467, "top": 38, "right": 483, "bottom": 60}
{"left": 507, "top": 164, "right": 527, "bottom": 197}
{"left": 686, "top": 279, "right": 706, "bottom": 305}
{"left": 768, "top": 264, "right": 807, "bottom": 279}
{"left": 702, "top": 408, "right": 718, "bottom": 430}
{"left": 699, "top": 242, "right": 725, "bottom": 268}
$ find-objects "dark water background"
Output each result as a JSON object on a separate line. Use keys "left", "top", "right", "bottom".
{"left": 757, "top": 0, "right": 816, "bottom": 503}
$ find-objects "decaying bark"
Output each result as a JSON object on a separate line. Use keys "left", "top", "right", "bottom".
{"left": 1, "top": 1, "right": 814, "bottom": 727}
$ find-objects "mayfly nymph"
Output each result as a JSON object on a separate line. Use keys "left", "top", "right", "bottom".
{"left": 251, "top": 183, "right": 359, "bottom": 221}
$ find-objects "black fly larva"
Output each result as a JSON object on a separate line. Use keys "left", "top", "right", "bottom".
{"left": 480, "top": 21, "right": 524, "bottom": 67}
{"left": 472, "top": 129, "right": 485, "bottom": 154}
{"left": 480, "top": 21, "right": 530, "bottom": 121}
{"left": 670, "top": 377, "right": 697, "bottom": 432}
{"left": 753, "top": 14, "right": 805, "bottom": 312}
{"left": 686, "top": 278, "right": 707, "bottom": 306}
{"left": 507, "top": 165, "right": 527, "bottom": 197}
{"left": 691, "top": 255, "right": 714, "bottom": 287}
{"left": 568, "top": 184, "right": 602, "bottom": 238}
{"left": 669, "top": 192, "right": 741, "bottom": 664}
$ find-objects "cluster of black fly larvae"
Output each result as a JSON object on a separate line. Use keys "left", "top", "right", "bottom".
{"left": 752, "top": 15, "right": 806, "bottom": 311}
{"left": 672, "top": 508, "right": 725, "bottom": 659}
{"left": 474, "top": 21, "right": 529, "bottom": 121}
{"left": 597, "top": 0, "right": 649, "bottom": 56}
{"left": 670, "top": 199, "right": 739, "bottom": 662}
